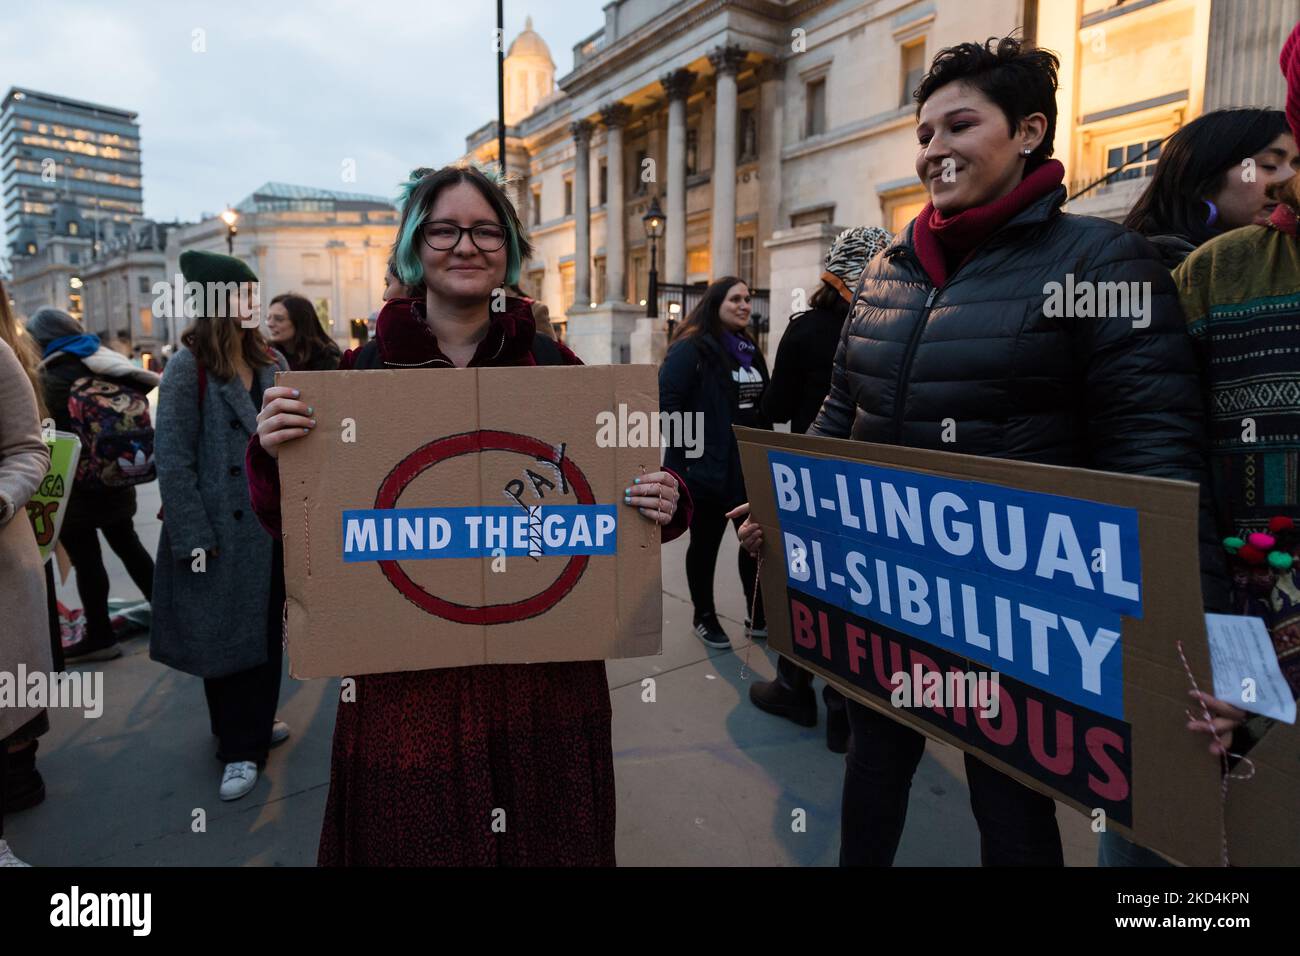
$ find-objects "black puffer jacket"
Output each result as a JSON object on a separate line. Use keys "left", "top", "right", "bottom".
{"left": 811, "top": 186, "right": 1228, "bottom": 609}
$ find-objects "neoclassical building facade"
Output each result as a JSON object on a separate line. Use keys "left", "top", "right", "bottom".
{"left": 462, "top": 0, "right": 1294, "bottom": 366}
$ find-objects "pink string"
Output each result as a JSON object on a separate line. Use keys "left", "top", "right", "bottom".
{"left": 1175, "top": 638, "right": 1255, "bottom": 867}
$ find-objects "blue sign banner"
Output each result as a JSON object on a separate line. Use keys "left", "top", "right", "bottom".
{"left": 342, "top": 505, "right": 618, "bottom": 561}
{"left": 767, "top": 450, "right": 1143, "bottom": 720}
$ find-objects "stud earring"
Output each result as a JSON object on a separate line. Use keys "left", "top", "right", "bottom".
{"left": 1022, "top": 148, "right": 1033, "bottom": 156}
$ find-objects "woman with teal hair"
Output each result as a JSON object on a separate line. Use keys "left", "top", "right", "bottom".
{"left": 246, "top": 163, "right": 694, "bottom": 865}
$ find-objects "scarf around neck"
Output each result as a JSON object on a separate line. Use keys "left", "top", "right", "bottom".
{"left": 912, "top": 159, "right": 1066, "bottom": 288}
{"left": 721, "top": 330, "right": 756, "bottom": 370}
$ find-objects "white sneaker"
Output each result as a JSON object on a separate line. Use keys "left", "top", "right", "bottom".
{"left": 270, "top": 720, "right": 290, "bottom": 746}
{"left": 219, "top": 761, "right": 258, "bottom": 801}
{"left": 0, "top": 839, "right": 30, "bottom": 867}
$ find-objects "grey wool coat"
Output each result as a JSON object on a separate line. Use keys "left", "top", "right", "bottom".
{"left": 149, "top": 346, "right": 287, "bottom": 679}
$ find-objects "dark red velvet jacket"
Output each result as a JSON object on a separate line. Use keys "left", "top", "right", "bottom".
{"left": 243, "top": 295, "right": 692, "bottom": 867}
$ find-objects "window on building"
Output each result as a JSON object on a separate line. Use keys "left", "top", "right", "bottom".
{"left": 900, "top": 40, "right": 926, "bottom": 108}
{"left": 737, "top": 236, "right": 755, "bottom": 286}
{"left": 532, "top": 186, "right": 542, "bottom": 226}
{"left": 302, "top": 253, "right": 324, "bottom": 282}
{"left": 599, "top": 160, "right": 608, "bottom": 205}
{"left": 593, "top": 256, "right": 606, "bottom": 305}
{"left": 137, "top": 276, "right": 150, "bottom": 294}
{"left": 564, "top": 178, "right": 574, "bottom": 216}
{"left": 686, "top": 128, "right": 699, "bottom": 175}
{"left": 560, "top": 261, "right": 575, "bottom": 315}
{"left": 805, "top": 78, "right": 827, "bottom": 138}
{"left": 630, "top": 253, "right": 647, "bottom": 304}
{"left": 1106, "top": 139, "right": 1163, "bottom": 182}
{"left": 138, "top": 307, "right": 152, "bottom": 336}
{"left": 634, "top": 151, "right": 648, "bottom": 196}
{"left": 526, "top": 267, "right": 545, "bottom": 300}
{"left": 350, "top": 257, "right": 364, "bottom": 281}
{"left": 67, "top": 221, "right": 79, "bottom": 236}
{"left": 738, "top": 109, "right": 758, "bottom": 163}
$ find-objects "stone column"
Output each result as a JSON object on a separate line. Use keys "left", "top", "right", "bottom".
{"left": 570, "top": 119, "right": 593, "bottom": 308}
{"left": 708, "top": 45, "right": 746, "bottom": 278}
{"left": 660, "top": 69, "right": 694, "bottom": 286}
{"left": 600, "top": 102, "right": 632, "bottom": 303}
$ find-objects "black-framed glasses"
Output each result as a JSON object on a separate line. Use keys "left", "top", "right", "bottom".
{"left": 419, "top": 219, "right": 508, "bottom": 252}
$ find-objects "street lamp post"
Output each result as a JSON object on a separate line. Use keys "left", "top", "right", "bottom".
{"left": 220, "top": 207, "right": 239, "bottom": 255}
{"left": 642, "top": 196, "right": 665, "bottom": 320}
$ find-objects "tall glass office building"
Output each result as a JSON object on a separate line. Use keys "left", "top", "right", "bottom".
{"left": 1, "top": 87, "right": 144, "bottom": 258}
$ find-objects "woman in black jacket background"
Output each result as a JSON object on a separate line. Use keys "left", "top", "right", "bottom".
{"left": 739, "top": 36, "right": 1227, "bottom": 866}
{"left": 749, "top": 225, "right": 890, "bottom": 752}
{"left": 660, "top": 277, "right": 771, "bottom": 649}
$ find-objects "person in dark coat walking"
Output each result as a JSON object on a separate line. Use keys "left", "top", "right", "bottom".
{"left": 736, "top": 36, "right": 1228, "bottom": 866}
{"left": 26, "top": 308, "right": 158, "bottom": 663}
{"left": 149, "top": 250, "right": 291, "bottom": 803}
{"left": 660, "top": 277, "right": 771, "bottom": 649}
{"left": 249, "top": 164, "right": 692, "bottom": 866}
{"left": 746, "top": 225, "right": 891, "bottom": 752}
{"left": 264, "top": 293, "right": 342, "bottom": 371}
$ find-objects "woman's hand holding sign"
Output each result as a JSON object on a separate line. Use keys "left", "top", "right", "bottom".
{"left": 727, "top": 502, "right": 763, "bottom": 558}
{"left": 624, "top": 471, "right": 679, "bottom": 526}
{"left": 257, "top": 386, "right": 316, "bottom": 459}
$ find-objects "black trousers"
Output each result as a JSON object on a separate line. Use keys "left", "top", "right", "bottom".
{"left": 202, "top": 545, "right": 284, "bottom": 765}
{"left": 0, "top": 745, "right": 7, "bottom": 840}
{"left": 840, "top": 699, "right": 1063, "bottom": 866}
{"left": 685, "top": 490, "right": 764, "bottom": 625}
{"left": 60, "top": 517, "right": 154, "bottom": 647}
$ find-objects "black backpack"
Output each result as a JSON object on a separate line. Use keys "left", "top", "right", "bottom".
{"left": 351, "top": 333, "right": 564, "bottom": 369}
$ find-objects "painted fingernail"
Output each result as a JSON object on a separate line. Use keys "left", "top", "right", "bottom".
{"left": 303, "top": 427, "right": 311, "bottom": 433}
{"left": 624, "top": 487, "right": 632, "bottom": 495}
{"left": 633, "top": 477, "right": 640, "bottom": 484}
{"left": 292, "top": 389, "right": 300, "bottom": 396}
{"left": 307, "top": 406, "right": 314, "bottom": 415}
{"left": 310, "top": 419, "right": 317, "bottom": 426}
{"left": 624, "top": 496, "right": 632, "bottom": 503}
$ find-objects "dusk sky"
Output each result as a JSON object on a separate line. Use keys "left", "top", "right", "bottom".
{"left": 1, "top": 0, "right": 605, "bottom": 223}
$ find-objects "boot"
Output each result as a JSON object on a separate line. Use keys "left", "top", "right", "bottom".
{"left": 824, "top": 685, "right": 850, "bottom": 754}
{"left": 749, "top": 656, "right": 816, "bottom": 727}
{"left": 4, "top": 741, "right": 46, "bottom": 812}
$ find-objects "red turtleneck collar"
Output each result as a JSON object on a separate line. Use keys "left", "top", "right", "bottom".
{"left": 912, "top": 159, "right": 1066, "bottom": 288}
{"left": 369, "top": 295, "right": 539, "bottom": 368}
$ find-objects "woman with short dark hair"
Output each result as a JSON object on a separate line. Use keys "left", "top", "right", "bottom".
{"left": 264, "top": 293, "right": 341, "bottom": 371}
{"left": 738, "top": 35, "right": 1226, "bottom": 866}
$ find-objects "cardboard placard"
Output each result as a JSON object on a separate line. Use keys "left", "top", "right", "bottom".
{"left": 278, "top": 365, "right": 662, "bottom": 678}
{"left": 737, "top": 427, "right": 1235, "bottom": 867}
{"left": 26, "top": 431, "right": 80, "bottom": 563}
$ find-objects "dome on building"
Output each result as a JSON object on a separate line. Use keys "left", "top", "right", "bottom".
{"left": 508, "top": 16, "right": 553, "bottom": 63}
{"left": 504, "top": 16, "right": 557, "bottom": 125}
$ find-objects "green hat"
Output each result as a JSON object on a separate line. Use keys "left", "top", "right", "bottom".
{"left": 179, "top": 249, "right": 258, "bottom": 286}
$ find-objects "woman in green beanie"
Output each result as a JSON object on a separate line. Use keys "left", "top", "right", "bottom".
{"left": 149, "top": 251, "right": 292, "bottom": 802}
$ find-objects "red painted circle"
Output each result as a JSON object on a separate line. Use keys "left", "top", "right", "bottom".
{"left": 373, "top": 430, "right": 595, "bottom": 625}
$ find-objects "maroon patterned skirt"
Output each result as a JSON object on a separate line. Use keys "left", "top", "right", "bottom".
{"left": 317, "top": 661, "right": 615, "bottom": 866}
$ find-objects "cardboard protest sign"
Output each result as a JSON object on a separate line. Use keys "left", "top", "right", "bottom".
{"left": 277, "top": 364, "right": 663, "bottom": 679}
{"left": 25, "top": 431, "right": 80, "bottom": 563}
{"left": 737, "top": 427, "right": 1232, "bottom": 867}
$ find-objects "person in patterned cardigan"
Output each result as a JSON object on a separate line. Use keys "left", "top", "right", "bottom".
{"left": 1173, "top": 19, "right": 1300, "bottom": 726}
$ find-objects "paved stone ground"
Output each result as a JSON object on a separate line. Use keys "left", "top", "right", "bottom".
{"left": 7, "top": 479, "right": 1098, "bottom": 866}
